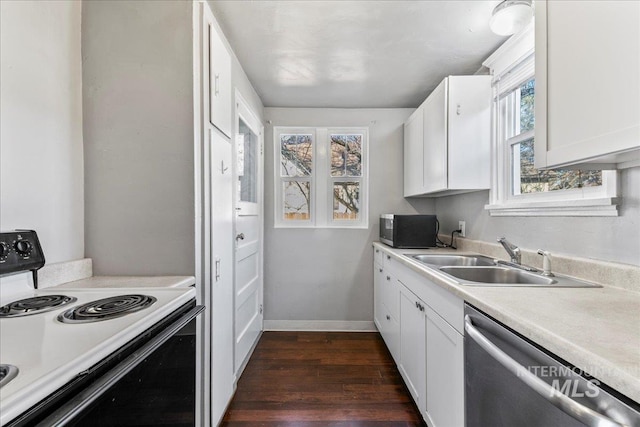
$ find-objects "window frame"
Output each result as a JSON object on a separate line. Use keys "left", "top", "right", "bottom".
{"left": 274, "top": 126, "right": 369, "bottom": 228}
{"left": 483, "top": 24, "right": 618, "bottom": 217}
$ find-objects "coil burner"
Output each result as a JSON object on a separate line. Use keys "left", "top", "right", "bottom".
{"left": 0, "top": 295, "right": 78, "bottom": 318}
{"left": 0, "top": 364, "right": 19, "bottom": 388}
{"left": 58, "top": 294, "right": 157, "bottom": 324}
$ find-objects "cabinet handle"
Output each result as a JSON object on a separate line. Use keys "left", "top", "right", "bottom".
{"left": 415, "top": 301, "right": 419, "bottom": 309}
{"left": 456, "top": 103, "right": 461, "bottom": 115}
{"left": 386, "top": 276, "right": 391, "bottom": 281}
{"left": 386, "top": 315, "right": 391, "bottom": 321}
{"left": 214, "top": 73, "right": 220, "bottom": 96}
{"left": 376, "top": 249, "right": 379, "bottom": 253}
{"left": 386, "top": 255, "right": 391, "bottom": 260}
{"left": 379, "top": 268, "right": 383, "bottom": 273}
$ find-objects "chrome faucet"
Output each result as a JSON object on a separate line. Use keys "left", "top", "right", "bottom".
{"left": 498, "top": 237, "right": 521, "bottom": 264}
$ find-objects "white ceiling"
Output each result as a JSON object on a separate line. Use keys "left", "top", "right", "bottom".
{"left": 209, "top": 1, "right": 507, "bottom": 108}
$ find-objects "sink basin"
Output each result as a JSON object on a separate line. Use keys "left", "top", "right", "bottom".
{"left": 440, "top": 266, "right": 554, "bottom": 285}
{"left": 438, "top": 266, "right": 600, "bottom": 288}
{"left": 410, "top": 254, "right": 497, "bottom": 267}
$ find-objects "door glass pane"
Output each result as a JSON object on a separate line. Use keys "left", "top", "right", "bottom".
{"left": 511, "top": 137, "right": 602, "bottom": 195}
{"left": 283, "top": 181, "right": 310, "bottom": 220}
{"left": 237, "top": 119, "right": 257, "bottom": 203}
{"left": 331, "top": 134, "right": 362, "bottom": 177}
{"left": 281, "top": 134, "right": 312, "bottom": 176}
{"left": 333, "top": 182, "right": 359, "bottom": 220}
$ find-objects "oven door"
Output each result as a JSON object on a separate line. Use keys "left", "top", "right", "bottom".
{"left": 10, "top": 303, "right": 204, "bottom": 427}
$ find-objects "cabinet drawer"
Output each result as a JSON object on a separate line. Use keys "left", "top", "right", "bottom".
{"left": 396, "top": 265, "right": 464, "bottom": 334}
{"left": 382, "top": 252, "right": 398, "bottom": 275}
{"left": 374, "top": 246, "right": 383, "bottom": 267}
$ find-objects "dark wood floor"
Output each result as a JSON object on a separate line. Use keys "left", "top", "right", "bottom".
{"left": 221, "top": 331, "right": 425, "bottom": 427}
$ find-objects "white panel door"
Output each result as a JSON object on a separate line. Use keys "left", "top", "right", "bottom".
{"left": 422, "top": 79, "right": 448, "bottom": 194}
{"left": 398, "top": 284, "right": 426, "bottom": 416}
{"left": 205, "top": 5, "right": 232, "bottom": 138}
{"left": 403, "top": 106, "right": 424, "bottom": 197}
{"left": 209, "top": 128, "right": 234, "bottom": 425}
{"left": 426, "top": 305, "right": 464, "bottom": 427}
{"left": 234, "top": 93, "right": 264, "bottom": 375}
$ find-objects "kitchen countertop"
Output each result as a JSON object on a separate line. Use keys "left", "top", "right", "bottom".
{"left": 52, "top": 275, "right": 195, "bottom": 289}
{"left": 373, "top": 242, "right": 640, "bottom": 403}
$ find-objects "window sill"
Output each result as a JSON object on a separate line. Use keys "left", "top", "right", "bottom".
{"left": 485, "top": 197, "right": 619, "bottom": 217}
{"left": 274, "top": 223, "right": 369, "bottom": 230}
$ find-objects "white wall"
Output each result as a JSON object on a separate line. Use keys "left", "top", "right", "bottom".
{"left": 263, "top": 108, "right": 434, "bottom": 324}
{"left": 0, "top": 1, "right": 84, "bottom": 264}
{"left": 82, "top": 1, "right": 264, "bottom": 276}
{"left": 435, "top": 167, "right": 640, "bottom": 266}
{"left": 82, "top": 0, "right": 195, "bottom": 275}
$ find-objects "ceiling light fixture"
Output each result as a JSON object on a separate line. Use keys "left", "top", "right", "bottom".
{"left": 489, "top": 0, "right": 534, "bottom": 36}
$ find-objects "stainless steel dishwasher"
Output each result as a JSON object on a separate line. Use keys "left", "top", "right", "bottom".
{"left": 464, "top": 304, "right": 640, "bottom": 427}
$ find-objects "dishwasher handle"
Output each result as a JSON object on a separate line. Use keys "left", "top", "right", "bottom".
{"left": 464, "top": 315, "right": 628, "bottom": 427}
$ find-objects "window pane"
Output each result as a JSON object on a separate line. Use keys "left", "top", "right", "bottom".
{"left": 331, "top": 134, "right": 362, "bottom": 177}
{"left": 281, "top": 134, "right": 312, "bottom": 176}
{"left": 283, "top": 181, "right": 310, "bottom": 220}
{"left": 519, "top": 79, "right": 535, "bottom": 133}
{"left": 237, "top": 119, "right": 257, "bottom": 203}
{"left": 333, "top": 182, "right": 359, "bottom": 220}
{"left": 512, "top": 138, "right": 602, "bottom": 195}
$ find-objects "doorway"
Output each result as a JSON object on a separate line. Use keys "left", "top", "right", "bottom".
{"left": 233, "top": 92, "right": 264, "bottom": 375}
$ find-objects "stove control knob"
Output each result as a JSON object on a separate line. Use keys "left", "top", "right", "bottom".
{"left": 14, "top": 240, "right": 32, "bottom": 255}
{"left": 0, "top": 242, "right": 7, "bottom": 258}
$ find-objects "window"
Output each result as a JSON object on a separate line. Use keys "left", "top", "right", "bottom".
{"left": 484, "top": 25, "right": 617, "bottom": 216}
{"left": 503, "top": 79, "right": 603, "bottom": 196}
{"left": 274, "top": 127, "right": 368, "bottom": 228}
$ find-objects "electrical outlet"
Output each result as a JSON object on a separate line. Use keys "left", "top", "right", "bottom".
{"left": 458, "top": 221, "right": 466, "bottom": 238}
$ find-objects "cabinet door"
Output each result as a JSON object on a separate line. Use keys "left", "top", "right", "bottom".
{"left": 404, "top": 106, "right": 425, "bottom": 197}
{"left": 447, "top": 76, "right": 491, "bottom": 190}
{"left": 422, "top": 79, "right": 448, "bottom": 193}
{"left": 399, "top": 284, "right": 426, "bottom": 416}
{"left": 536, "top": 0, "right": 640, "bottom": 168}
{"left": 426, "top": 305, "right": 464, "bottom": 427}
{"left": 373, "top": 261, "right": 384, "bottom": 331}
{"left": 204, "top": 7, "right": 232, "bottom": 138}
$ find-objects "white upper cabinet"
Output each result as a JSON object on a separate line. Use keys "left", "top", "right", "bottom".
{"left": 403, "top": 105, "right": 425, "bottom": 197}
{"left": 535, "top": 0, "right": 640, "bottom": 169}
{"left": 204, "top": 6, "right": 232, "bottom": 138}
{"left": 404, "top": 75, "right": 492, "bottom": 197}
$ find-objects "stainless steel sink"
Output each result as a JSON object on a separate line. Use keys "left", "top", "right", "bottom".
{"left": 410, "top": 254, "right": 497, "bottom": 267}
{"left": 438, "top": 266, "right": 600, "bottom": 288}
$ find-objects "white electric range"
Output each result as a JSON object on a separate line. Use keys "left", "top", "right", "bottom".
{"left": 0, "top": 286, "right": 197, "bottom": 426}
{"left": 0, "top": 231, "right": 202, "bottom": 426}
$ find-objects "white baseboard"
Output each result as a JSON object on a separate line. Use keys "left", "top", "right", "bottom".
{"left": 263, "top": 320, "right": 377, "bottom": 332}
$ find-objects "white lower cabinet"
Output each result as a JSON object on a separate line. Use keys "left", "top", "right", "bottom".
{"left": 399, "top": 284, "right": 426, "bottom": 416}
{"left": 374, "top": 245, "right": 465, "bottom": 426}
{"left": 373, "top": 249, "right": 400, "bottom": 363}
{"left": 426, "top": 305, "right": 464, "bottom": 427}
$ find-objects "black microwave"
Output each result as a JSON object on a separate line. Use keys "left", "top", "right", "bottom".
{"left": 379, "top": 214, "right": 437, "bottom": 248}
